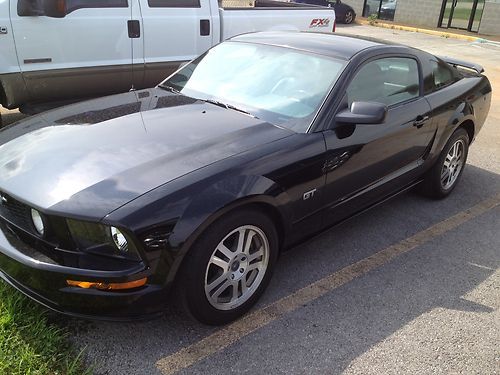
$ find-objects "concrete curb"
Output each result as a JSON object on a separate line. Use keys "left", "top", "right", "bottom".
{"left": 356, "top": 19, "right": 481, "bottom": 42}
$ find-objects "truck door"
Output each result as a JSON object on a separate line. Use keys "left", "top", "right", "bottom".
{"left": 139, "top": 0, "right": 214, "bottom": 88}
{"left": 10, "top": 0, "right": 141, "bottom": 106}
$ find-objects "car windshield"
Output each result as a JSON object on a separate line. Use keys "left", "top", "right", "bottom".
{"left": 160, "top": 41, "right": 346, "bottom": 132}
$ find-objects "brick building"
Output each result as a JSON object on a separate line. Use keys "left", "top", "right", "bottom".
{"left": 344, "top": 0, "right": 500, "bottom": 36}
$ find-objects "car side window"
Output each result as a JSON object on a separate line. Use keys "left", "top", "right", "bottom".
{"left": 148, "top": 0, "right": 201, "bottom": 7}
{"left": 430, "top": 60, "right": 457, "bottom": 90}
{"left": 65, "top": 0, "right": 128, "bottom": 13}
{"left": 346, "top": 57, "right": 420, "bottom": 107}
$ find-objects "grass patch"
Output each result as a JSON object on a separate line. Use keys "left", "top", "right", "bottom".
{"left": 0, "top": 280, "right": 90, "bottom": 375}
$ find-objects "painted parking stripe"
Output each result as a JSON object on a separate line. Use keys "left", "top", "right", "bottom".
{"left": 156, "top": 192, "right": 500, "bottom": 375}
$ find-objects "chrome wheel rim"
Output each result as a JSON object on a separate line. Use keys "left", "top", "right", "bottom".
{"left": 205, "top": 225, "right": 269, "bottom": 311}
{"left": 345, "top": 12, "right": 353, "bottom": 23}
{"left": 441, "top": 139, "right": 465, "bottom": 190}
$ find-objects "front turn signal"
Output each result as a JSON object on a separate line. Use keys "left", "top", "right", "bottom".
{"left": 66, "top": 277, "right": 147, "bottom": 291}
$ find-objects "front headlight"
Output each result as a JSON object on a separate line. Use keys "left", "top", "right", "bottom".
{"left": 110, "top": 226, "right": 128, "bottom": 253}
{"left": 66, "top": 219, "right": 141, "bottom": 261}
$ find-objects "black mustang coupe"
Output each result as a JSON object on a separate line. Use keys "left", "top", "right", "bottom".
{"left": 0, "top": 32, "right": 491, "bottom": 325}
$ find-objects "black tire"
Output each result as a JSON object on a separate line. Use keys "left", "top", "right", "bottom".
{"left": 344, "top": 10, "right": 355, "bottom": 24}
{"left": 420, "top": 127, "right": 469, "bottom": 199}
{"left": 175, "top": 209, "right": 279, "bottom": 325}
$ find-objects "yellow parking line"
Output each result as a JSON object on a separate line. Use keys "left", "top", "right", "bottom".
{"left": 156, "top": 192, "right": 500, "bottom": 375}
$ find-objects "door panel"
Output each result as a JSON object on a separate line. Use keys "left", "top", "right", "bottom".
{"left": 10, "top": 0, "right": 136, "bottom": 102}
{"left": 322, "top": 97, "right": 433, "bottom": 223}
{"left": 139, "top": 0, "right": 213, "bottom": 87}
{"left": 321, "top": 56, "right": 434, "bottom": 225}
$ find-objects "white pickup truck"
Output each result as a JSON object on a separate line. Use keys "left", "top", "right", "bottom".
{"left": 0, "top": 0, "right": 335, "bottom": 123}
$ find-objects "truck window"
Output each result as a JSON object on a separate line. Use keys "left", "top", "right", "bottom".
{"left": 17, "top": 0, "right": 128, "bottom": 16}
{"left": 148, "top": 0, "right": 201, "bottom": 7}
{"left": 66, "top": 0, "right": 128, "bottom": 13}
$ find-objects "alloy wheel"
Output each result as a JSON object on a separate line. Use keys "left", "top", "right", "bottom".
{"left": 345, "top": 11, "right": 354, "bottom": 24}
{"left": 441, "top": 139, "right": 465, "bottom": 190}
{"left": 204, "top": 225, "right": 270, "bottom": 311}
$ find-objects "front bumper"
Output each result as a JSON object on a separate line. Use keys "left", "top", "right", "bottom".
{"left": 0, "top": 222, "right": 168, "bottom": 321}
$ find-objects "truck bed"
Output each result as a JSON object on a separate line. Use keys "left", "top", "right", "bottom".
{"left": 219, "top": 0, "right": 335, "bottom": 40}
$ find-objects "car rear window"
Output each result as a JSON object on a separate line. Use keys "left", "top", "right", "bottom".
{"left": 431, "top": 60, "right": 458, "bottom": 90}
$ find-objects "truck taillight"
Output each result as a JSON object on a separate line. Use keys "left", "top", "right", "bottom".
{"left": 332, "top": 20, "right": 336, "bottom": 32}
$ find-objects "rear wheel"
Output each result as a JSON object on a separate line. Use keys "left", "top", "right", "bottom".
{"left": 176, "top": 209, "right": 279, "bottom": 325}
{"left": 420, "top": 128, "right": 469, "bottom": 199}
{"left": 344, "top": 10, "right": 355, "bottom": 24}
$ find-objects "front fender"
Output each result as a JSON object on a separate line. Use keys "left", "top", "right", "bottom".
{"left": 164, "top": 174, "right": 292, "bottom": 284}
{"left": 107, "top": 172, "right": 293, "bottom": 288}
{"left": 171, "top": 175, "right": 290, "bottom": 247}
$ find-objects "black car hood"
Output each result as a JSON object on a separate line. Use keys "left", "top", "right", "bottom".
{"left": 0, "top": 89, "right": 293, "bottom": 219}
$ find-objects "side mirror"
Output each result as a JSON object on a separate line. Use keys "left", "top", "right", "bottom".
{"left": 335, "top": 101, "right": 388, "bottom": 125}
{"left": 18, "top": 0, "right": 67, "bottom": 18}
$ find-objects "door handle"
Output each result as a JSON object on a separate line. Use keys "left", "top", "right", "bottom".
{"left": 200, "top": 19, "right": 210, "bottom": 36}
{"left": 413, "top": 115, "right": 429, "bottom": 128}
{"left": 128, "top": 20, "right": 140, "bottom": 39}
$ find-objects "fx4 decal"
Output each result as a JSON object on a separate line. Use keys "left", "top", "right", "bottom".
{"left": 309, "top": 18, "right": 330, "bottom": 28}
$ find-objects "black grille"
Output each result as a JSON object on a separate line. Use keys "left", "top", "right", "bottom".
{"left": 0, "top": 192, "right": 34, "bottom": 234}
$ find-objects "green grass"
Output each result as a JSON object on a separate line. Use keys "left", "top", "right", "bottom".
{"left": 0, "top": 280, "right": 90, "bottom": 375}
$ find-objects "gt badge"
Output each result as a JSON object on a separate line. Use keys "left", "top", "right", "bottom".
{"left": 303, "top": 189, "right": 317, "bottom": 200}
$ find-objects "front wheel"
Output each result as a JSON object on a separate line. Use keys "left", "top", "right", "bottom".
{"left": 176, "top": 209, "right": 279, "bottom": 325}
{"left": 420, "top": 128, "right": 469, "bottom": 199}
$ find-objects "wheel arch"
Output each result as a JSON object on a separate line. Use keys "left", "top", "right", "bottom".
{"left": 430, "top": 110, "right": 476, "bottom": 162}
{"left": 164, "top": 175, "right": 293, "bottom": 287}
{"left": 459, "top": 119, "right": 475, "bottom": 144}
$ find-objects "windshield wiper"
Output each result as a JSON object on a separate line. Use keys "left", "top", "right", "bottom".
{"left": 203, "top": 99, "right": 257, "bottom": 118}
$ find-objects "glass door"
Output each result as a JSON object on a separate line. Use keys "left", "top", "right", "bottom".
{"left": 440, "top": 0, "right": 485, "bottom": 32}
{"left": 470, "top": 0, "right": 485, "bottom": 32}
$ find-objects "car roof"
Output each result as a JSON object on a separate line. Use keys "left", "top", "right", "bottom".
{"left": 230, "top": 31, "right": 401, "bottom": 60}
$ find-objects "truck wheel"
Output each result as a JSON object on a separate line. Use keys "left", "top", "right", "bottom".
{"left": 420, "top": 128, "right": 469, "bottom": 199}
{"left": 176, "top": 209, "right": 279, "bottom": 325}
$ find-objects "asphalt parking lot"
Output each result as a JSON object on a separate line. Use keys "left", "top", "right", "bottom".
{"left": 1, "top": 24, "right": 499, "bottom": 375}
